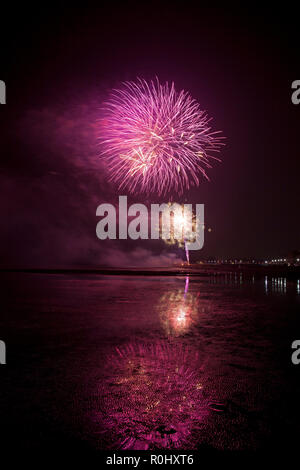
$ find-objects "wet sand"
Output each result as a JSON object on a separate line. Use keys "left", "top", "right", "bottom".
{"left": 0, "top": 270, "right": 300, "bottom": 458}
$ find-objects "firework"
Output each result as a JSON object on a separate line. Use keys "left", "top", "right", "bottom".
{"left": 99, "top": 78, "right": 223, "bottom": 195}
{"left": 172, "top": 204, "right": 192, "bottom": 264}
{"left": 159, "top": 203, "right": 196, "bottom": 263}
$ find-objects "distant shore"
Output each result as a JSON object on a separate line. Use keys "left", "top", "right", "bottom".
{"left": 1, "top": 264, "right": 300, "bottom": 279}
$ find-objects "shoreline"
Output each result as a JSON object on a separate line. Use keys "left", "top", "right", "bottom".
{"left": 1, "top": 264, "right": 300, "bottom": 280}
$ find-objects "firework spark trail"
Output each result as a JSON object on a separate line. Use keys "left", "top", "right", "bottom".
{"left": 99, "top": 78, "right": 224, "bottom": 196}
{"left": 184, "top": 240, "right": 190, "bottom": 265}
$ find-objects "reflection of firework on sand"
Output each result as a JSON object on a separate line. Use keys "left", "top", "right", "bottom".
{"left": 99, "top": 78, "right": 223, "bottom": 195}
{"left": 97, "top": 341, "right": 210, "bottom": 449}
{"left": 157, "top": 284, "right": 200, "bottom": 336}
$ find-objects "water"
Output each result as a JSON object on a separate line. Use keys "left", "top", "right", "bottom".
{"left": 1, "top": 271, "right": 300, "bottom": 453}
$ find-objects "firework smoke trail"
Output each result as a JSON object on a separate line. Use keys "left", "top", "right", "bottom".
{"left": 99, "top": 78, "right": 224, "bottom": 196}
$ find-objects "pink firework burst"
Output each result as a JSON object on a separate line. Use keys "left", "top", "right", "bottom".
{"left": 99, "top": 78, "right": 224, "bottom": 195}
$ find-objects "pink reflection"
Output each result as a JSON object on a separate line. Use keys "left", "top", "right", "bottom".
{"left": 98, "top": 341, "right": 209, "bottom": 450}
{"left": 158, "top": 276, "right": 199, "bottom": 336}
{"left": 184, "top": 275, "right": 189, "bottom": 297}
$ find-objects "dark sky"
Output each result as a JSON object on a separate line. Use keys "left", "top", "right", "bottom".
{"left": 1, "top": 3, "right": 299, "bottom": 267}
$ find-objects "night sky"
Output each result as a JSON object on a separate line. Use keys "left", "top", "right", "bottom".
{"left": 1, "top": 3, "right": 299, "bottom": 267}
